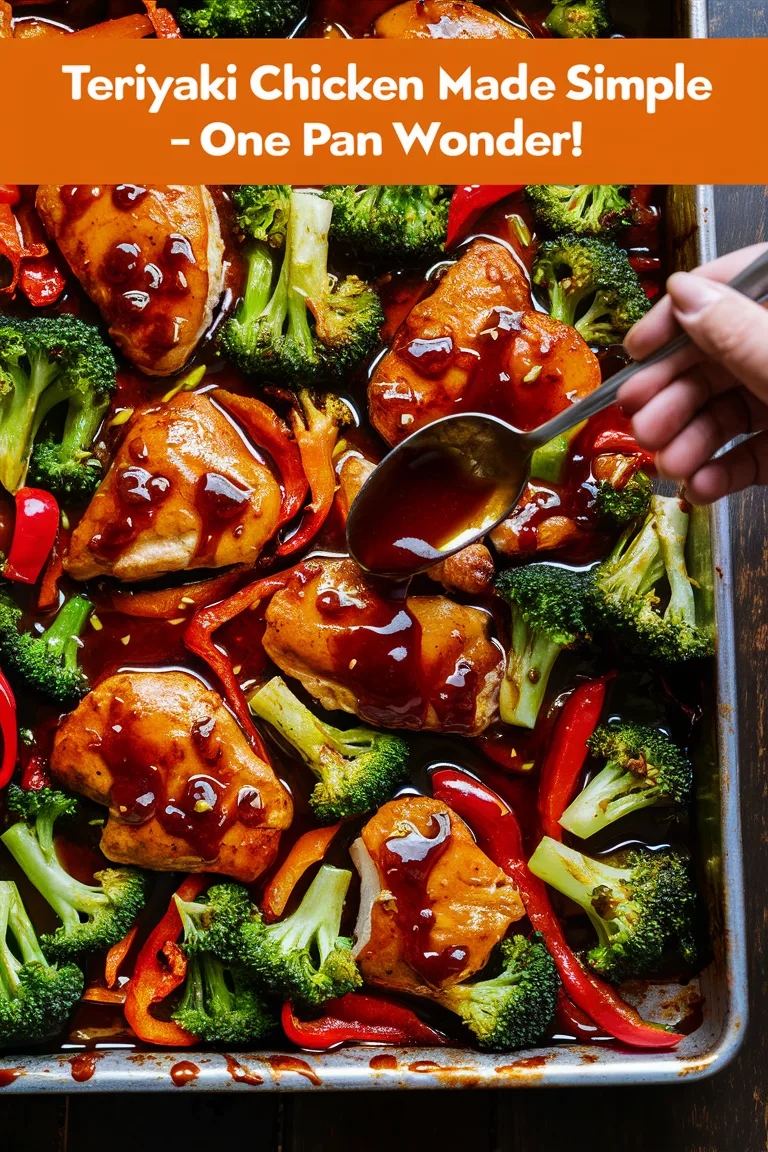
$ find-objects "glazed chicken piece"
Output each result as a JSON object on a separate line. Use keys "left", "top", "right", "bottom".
{"left": 65, "top": 390, "right": 282, "bottom": 583}
{"left": 50, "top": 671, "right": 293, "bottom": 882}
{"left": 370, "top": 243, "right": 602, "bottom": 447}
{"left": 369, "top": 240, "right": 532, "bottom": 446}
{"left": 36, "top": 185, "right": 224, "bottom": 376}
{"left": 375, "top": 0, "right": 527, "bottom": 38}
{"left": 351, "top": 796, "right": 524, "bottom": 995}
{"left": 490, "top": 453, "right": 642, "bottom": 556}
{"left": 262, "top": 557, "right": 503, "bottom": 734}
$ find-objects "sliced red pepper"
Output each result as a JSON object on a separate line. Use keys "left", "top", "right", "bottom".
{"left": 215, "top": 390, "right": 308, "bottom": 530}
{"left": 106, "top": 565, "right": 244, "bottom": 621}
{"left": 263, "top": 823, "right": 342, "bottom": 922}
{"left": 14, "top": 200, "right": 65, "bottom": 308}
{"left": 446, "top": 185, "right": 525, "bottom": 249}
{"left": 4, "top": 488, "right": 58, "bottom": 584}
{"left": 0, "top": 670, "right": 18, "bottom": 790}
{"left": 71, "top": 12, "right": 155, "bottom": 36}
{"left": 36, "top": 525, "right": 67, "bottom": 613}
{"left": 0, "top": 203, "right": 24, "bottom": 297}
{"left": 184, "top": 573, "right": 292, "bottom": 757}
{"left": 0, "top": 186, "right": 20, "bottom": 206}
{"left": 277, "top": 394, "right": 340, "bottom": 557}
{"left": 82, "top": 986, "right": 128, "bottom": 1005}
{"left": 575, "top": 409, "right": 654, "bottom": 471}
{"left": 141, "top": 0, "right": 182, "bottom": 36}
{"left": 431, "top": 769, "right": 684, "bottom": 1049}
{"left": 4, "top": 488, "right": 59, "bottom": 585}
{"left": 105, "top": 924, "right": 138, "bottom": 989}
{"left": 282, "top": 994, "right": 446, "bottom": 1050}
{"left": 537, "top": 675, "right": 611, "bottom": 841}
{"left": 20, "top": 752, "right": 50, "bottom": 792}
{"left": 123, "top": 875, "right": 208, "bottom": 1047}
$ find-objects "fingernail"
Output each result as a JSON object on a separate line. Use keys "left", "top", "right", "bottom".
{"left": 667, "top": 273, "right": 726, "bottom": 318}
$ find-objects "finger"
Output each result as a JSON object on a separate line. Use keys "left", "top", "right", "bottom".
{"left": 667, "top": 273, "right": 768, "bottom": 403}
{"left": 630, "top": 368, "right": 715, "bottom": 450}
{"left": 617, "top": 342, "right": 704, "bottom": 416}
{"left": 684, "top": 430, "right": 768, "bottom": 504}
{"left": 623, "top": 242, "right": 768, "bottom": 361}
{"left": 656, "top": 388, "right": 768, "bottom": 480}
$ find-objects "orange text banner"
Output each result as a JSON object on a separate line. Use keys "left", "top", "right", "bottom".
{"left": 0, "top": 37, "right": 764, "bottom": 183}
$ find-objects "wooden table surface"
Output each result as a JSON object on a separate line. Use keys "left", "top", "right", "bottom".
{"left": 5, "top": 4, "right": 767, "bottom": 1149}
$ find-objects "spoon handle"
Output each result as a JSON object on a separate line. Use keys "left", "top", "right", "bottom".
{"left": 522, "top": 246, "right": 768, "bottom": 452}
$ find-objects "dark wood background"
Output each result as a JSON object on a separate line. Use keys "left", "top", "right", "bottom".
{"left": 5, "top": 3, "right": 767, "bottom": 1148}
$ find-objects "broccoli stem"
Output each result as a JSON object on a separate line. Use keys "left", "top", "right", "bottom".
{"left": 285, "top": 191, "right": 333, "bottom": 360}
{"left": 0, "top": 353, "right": 61, "bottom": 492}
{"left": 178, "top": 952, "right": 233, "bottom": 1018}
{"left": 250, "top": 675, "right": 334, "bottom": 779}
{"left": 602, "top": 515, "right": 664, "bottom": 600}
{"left": 267, "top": 865, "right": 350, "bottom": 963}
{"left": 41, "top": 596, "right": 93, "bottom": 671}
{"left": 499, "top": 610, "right": 561, "bottom": 730}
{"left": 527, "top": 836, "right": 628, "bottom": 947}
{"left": 654, "top": 496, "right": 696, "bottom": 625}
{"left": 1, "top": 820, "right": 108, "bottom": 933}
{"left": 58, "top": 390, "right": 109, "bottom": 464}
{"left": 0, "top": 882, "right": 23, "bottom": 997}
{"left": 559, "top": 760, "right": 663, "bottom": 839}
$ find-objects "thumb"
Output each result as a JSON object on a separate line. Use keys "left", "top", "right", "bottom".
{"left": 666, "top": 272, "right": 768, "bottom": 404}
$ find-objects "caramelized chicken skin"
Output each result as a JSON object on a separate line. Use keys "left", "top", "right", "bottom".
{"left": 50, "top": 671, "right": 293, "bottom": 882}
{"left": 65, "top": 391, "right": 282, "bottom": 583}
{"left": 369, "top": 240, "right": 532, "bottom": 446}
{"left": 36, "top": 185, "right": 224, "bottom": 376}
{"left": 375, "top": 0, "right": 527, "bottom": 38}
{"left": 262, "top": 557, "right": 503, "bottom": 734}
{"left": 352, "top": 796, "right": 524, "bottom": 995}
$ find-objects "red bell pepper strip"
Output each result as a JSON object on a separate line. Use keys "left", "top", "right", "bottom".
{"left": 263, "top": 824, "right": 342, "bottom": 922}
{"left": 20, "top": 753, "right": 50, "bottom": 792}
{"left": 277, "top": 394, "right": 340, "bottom": 557}
{"left": 123, "top": 875, "right": 208, "bottom": 1047}
{"left": 71, "top": 13, "right": 155, "bottom": 37}
{"left": 282, "top": 994, "right": 447, "bottom": 1050}
{"left": 0, "top": 186, "right": 20, "bottom": 206}
{"left": 141, "top": 0, "right": 182, "bottom": 36}
{"left": 215, "top": 391, "right": 308, "bottom": 529}
{"left": 446, "top": 185, "right": 525, "bottom": 249}
{"left": 4, "top": 488, "right": 59, "bottom": 585}
{"left": 537, "top": 675, "right": 611, "bottom": 841}
{"left": 14, "top": 200, "right": 65, "bottom": 307}
{"left": 576, "top": 409, "right": 655, "bottom": 471}
{"left": 0, "top": 670, "right": 17, "bottom": 790}
{"left": 105, "top": 924, "right": 139, "bottom": 989}
{"left": 554, "top": 988, "right": 604, "bottom": 1041}
{"left": 0, "top": 203, "right": 24, "bottom": 298}
{"left": 431, "top": 769, "right": 684, "bottom": 1049}
{"left": 37, "top": 525, "right": 67, "bottom": 613}
{"left": 184, "top": 572, "right": 291, "bottom": 757}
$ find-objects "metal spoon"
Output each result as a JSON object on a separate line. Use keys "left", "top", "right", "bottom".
{"left": 348, "top": 246, "right": 768, "bottom": 578}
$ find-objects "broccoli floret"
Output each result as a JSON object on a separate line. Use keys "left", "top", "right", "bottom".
{"left": 528, "top": 836, "right": 699, "bottom": 983}
{"left": 526, "top": 185, "right": 631, "bottom": 238}
{"left": 0, "top": 313, "right": 116, "bottom": 496}
{"left": 587, "top": 494, "right": 714, "bottom": 663}
{"left": 545, "top": 0, "right": 610, "bottom": 37}
{"left": 494, "top": 564, "right": 590, "bottom": 730}
{"left": 231, "top": 864, "right": 362, "bottom": 1006}
{"left": 0, "top": 880, "right": 83, "bottom": 1049}
{"left": 559, "top": 723, "right": 693, "bottom": 839}
{"left": 0, "top": 591, "right": 93, "bottom": 707}
{"left": 436, "top": 933, "right": 559, "bottom": 1051}
{"left": 219, "top": 189, "right": 383, "bottom": 386}
{"left": 249, "top": 676, "right": 409, "bottom": 823}
{"left": 322, "top": 185, "right": 450, "bottom": 265}
{"left": 171, "top": 891, "right": 274, "bottom": 1045}
{"left": 231, "top": 185, "right": 292, "bottom": 248}
{"left": 177, "top": 0, "right": 306, "bottom": 37}
{"left": 594, "top": 470, "right": 653, "bottom": 528}
{"left": 171, "top": 881, "right": 253, "bottom": 961}
{"left": 533, "top": 235, "right": 651, "bottom": 346}
{"left": 1, "top": 786, "right": 148, "bottom": 962}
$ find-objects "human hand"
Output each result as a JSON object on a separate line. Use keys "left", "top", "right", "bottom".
{"left": 618, "top": 242, "right": 768, "bottom": 503}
